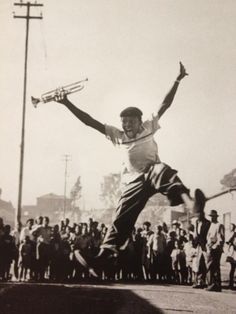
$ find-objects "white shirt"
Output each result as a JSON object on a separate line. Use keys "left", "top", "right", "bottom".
{"left": 20, "top": 227, "right": 34, "bottom": 242}
{"left": 105, "top": 114, "right": 160, "bottom": 183}
{"left": 207, "top": 222, "right": 224, "bottom": 248}
{"left": 148, "top": 232, "right": 166, "bottom": 253}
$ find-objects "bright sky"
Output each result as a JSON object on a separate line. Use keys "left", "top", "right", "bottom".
{"left": 1, "top": 0, "right": 236, "bottom": 210}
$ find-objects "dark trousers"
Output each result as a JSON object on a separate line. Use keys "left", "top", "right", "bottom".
{"left": 101, "top": 163, "right": 189, "bottom": 252}
{"left": 207, "top": 248, "right": 222, "bottom": 288}
{"left": 229, "top": 262, "right": 236, "bottom": 288}
{"left": 195, "top": 249, "right": 208, "bottom": 285}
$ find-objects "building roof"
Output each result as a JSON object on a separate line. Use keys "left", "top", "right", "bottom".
{"left": 37, "top": 193, "right": 65, "bottom": 200}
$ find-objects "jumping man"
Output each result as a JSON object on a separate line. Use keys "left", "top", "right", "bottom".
{"left": 55, "top": 62, "right": 205, "bottom": 273}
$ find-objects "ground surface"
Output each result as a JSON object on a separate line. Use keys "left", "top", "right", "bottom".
{"left": 0, "top": 261, "right": 235, "bottom": 314}
{"left": 0, "top": 281, "right": 235, "bottom": 314}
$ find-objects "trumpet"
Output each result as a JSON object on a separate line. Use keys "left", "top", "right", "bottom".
{"left": 31, "top": 78, "right": 88, "bottom": 108}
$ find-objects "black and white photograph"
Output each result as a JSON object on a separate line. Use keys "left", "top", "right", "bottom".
{"left": 0, "top": 0, "right": 236, "bottom": 313}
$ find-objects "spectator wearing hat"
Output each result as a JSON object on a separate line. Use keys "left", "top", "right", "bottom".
{"left": 205, "top": 210, "right": 225, "bottom": 292}
{"left": 192, "top": 207, "right": 211, "bottom": 288}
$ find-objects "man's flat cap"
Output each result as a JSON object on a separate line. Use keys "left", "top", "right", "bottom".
{"left": 120, "top": 107, "right": 143, "bottom": 118}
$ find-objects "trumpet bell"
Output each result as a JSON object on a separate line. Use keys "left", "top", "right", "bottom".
{"left": 31, "top": 96, "right": 41, "bottom": 108}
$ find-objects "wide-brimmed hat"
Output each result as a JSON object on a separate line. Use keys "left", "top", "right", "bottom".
{"left": 209, "top": 209, "right": 219, "bottom": 217}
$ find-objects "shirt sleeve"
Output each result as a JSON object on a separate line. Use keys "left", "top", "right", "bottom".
{"left": 105, "top": 124, "right": 123, "bottom": 145}
{"left": 143, "top": 113, "right": 160, "bottom": 134}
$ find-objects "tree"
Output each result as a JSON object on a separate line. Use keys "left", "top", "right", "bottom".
{"left": 100, "top": 173, "right": 121, "bottom": 208}
{"left": 220, "top": 168, "right": 236, "bottom": 189}
{"left": 70, "top": 176, "right": 82, "bottom": 218}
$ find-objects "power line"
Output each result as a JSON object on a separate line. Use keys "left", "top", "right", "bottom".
{"left": 13, "top": 1, "right": 43, "bottom": 227}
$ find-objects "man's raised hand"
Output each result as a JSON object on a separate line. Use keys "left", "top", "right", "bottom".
{"left": 54, "top": 89, "right": 69, "bottom": 105}
{"left": 177, "top": 62, "right": 188, "bottom": 81}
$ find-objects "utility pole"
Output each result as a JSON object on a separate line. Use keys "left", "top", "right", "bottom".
{"left": 13, "top": 1, "right": 43, "bottom": 227}
{"left": 62, "top": 154, "right": 71, "bottom": 219}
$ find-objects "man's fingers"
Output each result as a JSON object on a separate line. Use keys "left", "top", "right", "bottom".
{"left": 179, "top": 61, "right": 189, "bottom": 76}
{"left": 54, "top": 90, "right": 67, "bottom": 103}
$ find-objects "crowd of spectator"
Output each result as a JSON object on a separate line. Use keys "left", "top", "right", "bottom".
{"left": 0, "top": 212, "right": 235, "bottom": 292}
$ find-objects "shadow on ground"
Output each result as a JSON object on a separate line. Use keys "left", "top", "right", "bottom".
{"left": 0, "top": 283, "right": 164, "bottom": 314}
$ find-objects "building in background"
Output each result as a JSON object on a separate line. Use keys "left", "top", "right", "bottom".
{"left": 0, "top": 189, "right": 15, "bottom": 226}
{"left": 22, "top": 193, "right": 73, "bottom": 224}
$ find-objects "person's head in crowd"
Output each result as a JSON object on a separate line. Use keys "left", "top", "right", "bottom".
{"left": 209, "top": 210, "right": 219, "bottom": 223}
{"left": 88, "top": 217, "right": 93, "bottom": 226}
{"left": 91, "top": 228, "right": 100, "bottom": 238}
{"left": 26, "top": 218, "right": 34, "bottom": 229}
{"left": 179, "top": 229, "right": 186, "bottom": 237}
{"left": 176, "top": 227, "right": 181, "bottom": 237}
{"left": 53, "top": 224, "right": 59, "bottom": 234}
{"left": 4, "top": 224, "right": 11, "bottom": 235}
{"left": 65, "top": 225, "right": 71, "bottom": 235}
{"left": 230, "top": 223, "right": 236, "bottom": 232}
{"left": 16, "top": 221, "right": 22, "bottom": 232}
{"left": 42, "top": 216, "right": 49, "bottom": 227}
{"left": 0, "top": 217, "right": 4, "bottom": 228}
{"left": 169, "top": 230, "right": 177, "bottom": 240}
{"left": 101, "top": 224, "right": 107, "bottom": 233}
{"left": 174, "top": 239, "right": 179, "bottom": 249}
{"left": 36, "top": 216, "right": 43, "bottom": 226}
{"left": 65, "top": 218, "right": 70, "bottom": 226}
{"left": 233, "top": 236, "right": 236, "bottom": 247}
{"left": 71, "top": 223, "right": 77, "bottom": 232}
{"left": 172, "top": 220, "right": 180, "bottom": 230}
{"left": 162, "top": 222, "right": 168, "bottom": 234}
{"left": 136, "top": 227, "right": 143, "bottom": 235}
{"left": 78, "top": 224, "right": 83, "bottom": 234}
{"left": 81, "top": 224, "right": 88, "bottom": 235}
{"left": 74, "top": 224, "right": 81, "bottom": 235}
{"left": 91, "top": 221, "right": 98, "bottom": 231}
{"left": 187, "top": 223, "right": 194, "bottom": 233}
{"left": 23, "top": 235, "right": 30, "bottom": 244}
{"left": 101, "top": 226, "right": 108, "bottom": 237}
{"left": 97, "top": 222, "right": 105, "bottom": 232}
{"left": 186, "top": 232, "right": 194, "bottom": 242}
{"left": 154, "top": 225, "right": 162, "bottom": 234}
{"left": 143, "top": 221, "right": 151, "bottom": 231}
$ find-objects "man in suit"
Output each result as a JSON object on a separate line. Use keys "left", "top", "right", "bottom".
{"left": 192, "top": 207, "right": 211, "bottom": 288}
{"left": 205, "top": 210, "right": 225, "bottom": 292}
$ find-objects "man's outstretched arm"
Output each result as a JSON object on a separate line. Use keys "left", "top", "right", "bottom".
{"left": 157, "top": 62, "right": 188, "bottom": 119}
{"left": 56, "top": 96, "right": 106, "bottom": 135}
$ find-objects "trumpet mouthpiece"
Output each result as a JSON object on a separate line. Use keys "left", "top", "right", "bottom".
{"left": 31, "top": 96, "right": 40, "bottom": 107}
